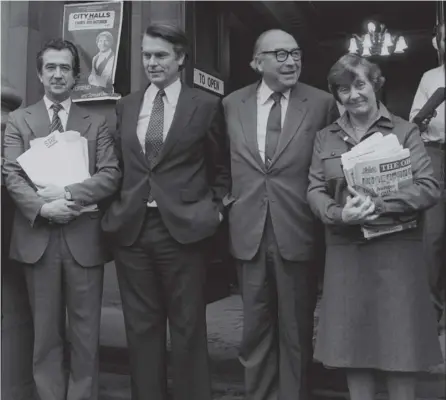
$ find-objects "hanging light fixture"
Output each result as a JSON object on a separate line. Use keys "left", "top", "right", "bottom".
{"left": 348, "top": 20, "right": 407, "bottom": 57}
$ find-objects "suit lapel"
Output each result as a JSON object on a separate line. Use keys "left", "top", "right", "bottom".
{"left": 125, "top": 89, "right": 149, "bottom": 168}
{"left": 66, "top": 103, "right": 91, "bottom": 135}
{"left": 239, "top": 82, "right": 265, "bottom": 171}
{"left": 152, "top": 85, "right": 197, "bottom": 168}
{"left": 270, "top": 83, "right": 308, "bottom": 165}
{"left": 24, "top": 100, "right": 93, "bottom": 139}
{"left": 24, "top": 100, "right": 51, "bottom": 138}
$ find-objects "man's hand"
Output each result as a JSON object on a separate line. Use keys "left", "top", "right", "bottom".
{"left": 37, "top": 184, "right": 66, "bottom": 202}
{"left": 40, "top": 199, "right": 81, "bottom": 224}
{"left": 341, "top": 187, "right": 378, "bottom": 224}
{"left": 419, "top": 110, "right": 437, "bottom": 133}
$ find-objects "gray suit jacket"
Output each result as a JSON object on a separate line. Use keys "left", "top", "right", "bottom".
{"left": 2, "top": 100, "right": 121, "bottom": 266}
{"left": 223, "top": 81, "right": 337, "bottom": 261}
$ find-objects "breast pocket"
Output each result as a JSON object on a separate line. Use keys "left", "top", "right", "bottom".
{"left": 320, "top": 150, "right": 344, "bottom": 179}
{"left": 320, "top": 150, "right": 348, "bottom": 200}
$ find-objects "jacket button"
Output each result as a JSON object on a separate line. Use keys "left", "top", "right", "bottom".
{"left": 331, "top": 151, "right": 336, "bottom": 156}
{"left": 142, "top": 198, "right": 148, "bottom": 203}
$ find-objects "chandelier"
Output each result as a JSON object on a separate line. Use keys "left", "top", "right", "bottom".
{"left": 348, "top": 21, "right": 408, "bottom": 56}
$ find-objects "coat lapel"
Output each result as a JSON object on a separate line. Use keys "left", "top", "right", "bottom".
{"left": 124, "top": 89, "right": 148, "bottom": 168}
{"left": 270, "top": 83, "right": 308, "bottom": 165}
{"left": 24, "top": 100, "right": 51, "bottom": 138}
{"left": 66, "top": 103, "right": 92, "bottom": 135}
{"left": 24, "top": 100, "right": 94, "bottom": 139}
{"left": 152, "top": 85, "right": 197, "bottom": 168}
{"left": 239, "top": 83, "right": 265, "bottom": 171}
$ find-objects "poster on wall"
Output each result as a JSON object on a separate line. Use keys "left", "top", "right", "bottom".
{"left": 63, "top": 1, "right": 123, "bottom": 102}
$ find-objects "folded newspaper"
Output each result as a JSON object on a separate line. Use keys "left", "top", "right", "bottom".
{"left": 17, "top": 130, "right": 97, "bottom": 213}
{"left": 341, "top": 132, "right": 415, "bottom": 239}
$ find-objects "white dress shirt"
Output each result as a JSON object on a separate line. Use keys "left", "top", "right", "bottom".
{"left": 136, "top": 78, "right": 182, "bottom": 207}
{"left": 136, "top": 78, "right": 181, "bottom": 150}
{"left": 43, "top": 96, "right": 72, "bottom": 131}
{"left": 410, "top": 65, "right": 445, "bottom": 143}
{"left": 257, "top": 80, "right": 290, "bottom": 162}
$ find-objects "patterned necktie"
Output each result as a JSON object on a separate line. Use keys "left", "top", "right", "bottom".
{"left": 50, "top": 103, "right": 64, "bottom": 133}
{"left": 145, "top": 89, "right": 165, "bottom": 166}
{"left": 145, "top": 89, "right": 165, "bottom": 201}
{"left": 265, "top": 92, "right": 282, "bottom": 168}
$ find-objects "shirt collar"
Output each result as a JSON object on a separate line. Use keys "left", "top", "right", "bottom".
{"left": 43, "top": 95, "right": 72, "bottom": 114}
{"left": 258, "top": 80, "right": 290, "bottom": 105}
{"left": 331, "top": 102, "right": 393, "bottom": 133}
{"left": 145, "top": 78, "right": 182, "bottom": 106}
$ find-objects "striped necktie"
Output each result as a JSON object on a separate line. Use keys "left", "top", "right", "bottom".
{"left": 50, "top": 103, "right": 64, "bottom": 133}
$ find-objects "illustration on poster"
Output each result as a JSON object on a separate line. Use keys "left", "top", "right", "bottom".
{"left": 64, "top": 1, "right": 122, "bottom": 101}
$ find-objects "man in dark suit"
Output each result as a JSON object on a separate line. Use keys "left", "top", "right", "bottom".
{"left": 2, "top": 39, "right": 121, "bottom": 400}
{"left": 101, "top": 24, "right": 230, "bottom": 400}
{"left": 222, "top": 29, "right": 337, "bottom": 400}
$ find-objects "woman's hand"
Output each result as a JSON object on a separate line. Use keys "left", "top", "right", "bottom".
{"left": 341, "top": 186, "right": 379, "bottom": 224}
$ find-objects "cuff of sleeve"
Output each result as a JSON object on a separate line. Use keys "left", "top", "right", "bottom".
{"left": 31, "top": 203, "right": 47, "bottom": 227}
{"left": 332, "top": 206, "right": 344, "bottom": 223}
{"left": 65, "top": 183, "right": 89, "bottom": 206}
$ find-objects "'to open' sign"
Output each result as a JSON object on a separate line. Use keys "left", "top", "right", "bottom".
{"left": 193, "top": 68, "right": 224, "bottom": 95}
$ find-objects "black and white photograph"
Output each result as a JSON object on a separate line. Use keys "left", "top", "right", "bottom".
{"left": 1, "top": 1, "right": 445, "bottom": 400}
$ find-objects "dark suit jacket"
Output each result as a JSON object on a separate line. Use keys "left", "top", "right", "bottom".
{"left": 2, "top": 100, "right": 121, "bottom": 266}
{"left": 102, "top": 84, "right": 231, "bottom": 246}
{"left": 223, "top": 81, "right": 337, "bottom": 262}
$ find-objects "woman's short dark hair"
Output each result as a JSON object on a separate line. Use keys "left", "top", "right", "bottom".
{"left": 144, "top": 23, "right": 189, "bottom": 70}
{"left": 327, "top": 54, "right": 385, "bottom": 103}
{"left": 36, "top": 38, "right": 80, "bottom": 78}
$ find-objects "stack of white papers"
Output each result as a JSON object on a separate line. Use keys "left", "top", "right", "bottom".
{"left": 17, "top": 130, "right": 97, "bottom": 212}
{"left": 341, "top": 132, "right": 415, "bottom": 239}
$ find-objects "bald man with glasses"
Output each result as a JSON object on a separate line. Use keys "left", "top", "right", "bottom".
{"left": 222, "top": 29, "right": 338, "bottom": 400}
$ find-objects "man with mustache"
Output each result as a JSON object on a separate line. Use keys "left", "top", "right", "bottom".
{"left": 222, "top": 29, "right": 338, "bottom": 400}
{"left": 2, "top": 38, "right": 121, "bottom": 400}
{"left": 102, "top": 23, "right": 230, "bottom": 400}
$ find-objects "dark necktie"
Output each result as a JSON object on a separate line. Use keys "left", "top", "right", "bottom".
{"left": 50, "top": 103, "right": 64, "bottom": 133}
{"left": 145, "top": 89, "right": 165, "bottom": 201}
{"left": 265, "top": 92, "right": 282, "bottom": 168}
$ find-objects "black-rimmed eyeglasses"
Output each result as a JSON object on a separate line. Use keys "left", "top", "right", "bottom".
{"left": 259, "top": 49, "right": 302, "bottom": 62}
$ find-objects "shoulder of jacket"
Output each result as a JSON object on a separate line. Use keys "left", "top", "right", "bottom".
{"left": 296, "top": 82, "right": 332, "bottom": 101}
{"left": 190, "top": 87, "right": 220, "bottom": 105}
{"left": 9, "top": 101, "right": 42, "bottom": 119}
{"left": 223, "top": 84, "right": 255, "bottom": 104}
{"left": 119, "top": 90, "right": 145, "bottom": 106}
{"left": 390, "top": 113, "right": 418, "bottom": 133}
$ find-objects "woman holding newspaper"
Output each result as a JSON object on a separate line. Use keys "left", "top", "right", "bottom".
{"left": 307, "top": 54, "right": 443, "bottom": 400}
